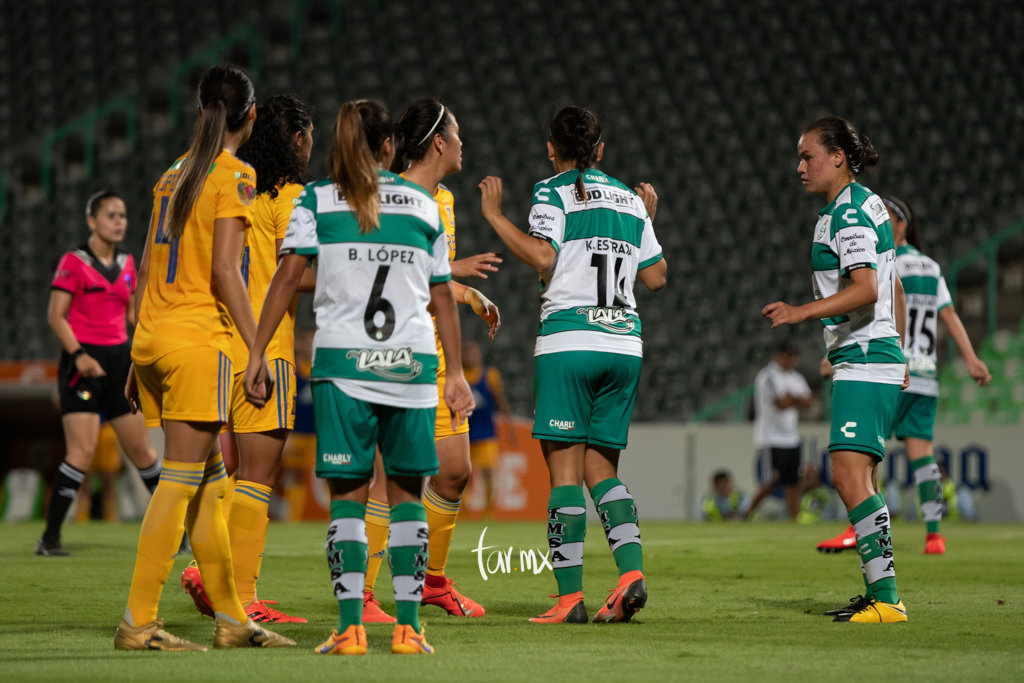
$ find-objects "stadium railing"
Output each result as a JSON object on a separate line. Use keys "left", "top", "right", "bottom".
{"left": 168, "top": 25, "right": 263, "bottom": 129}
{"left": 39, "top": 94, "right": 138, "bottom": 199}
{"left": 945, "top": 217, "right": 1024, "bottom": 352}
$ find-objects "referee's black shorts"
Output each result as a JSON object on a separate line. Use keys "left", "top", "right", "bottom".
{"left": 57, "top": 341, "right": 133, "bottom": 419}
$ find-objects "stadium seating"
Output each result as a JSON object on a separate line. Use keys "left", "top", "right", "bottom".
{"left": 3, "top": 0, "right": 1023, "bottom": 421}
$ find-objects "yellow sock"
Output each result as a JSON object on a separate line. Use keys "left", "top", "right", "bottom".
{"left": 228, "top": 480, "right": 272, "bottom": 606}
{"left": 364, "top": 497, "right": 390, "bottom": 592}
{"left": 184, "top": 454, "right": 247, "bottom": 624}
{"left": 423, "top": 485, "right": 461, "bottom": 578}
{"left": 124, "top": 460, "right": 203, "bottom": 626}
{"left": 221, "top": 472, "right": 238, "bottom": 525}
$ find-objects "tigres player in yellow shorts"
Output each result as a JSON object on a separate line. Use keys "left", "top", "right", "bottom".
{"left": 117, "top": 65, "right": 294, "bottom": 651}
{"left": 359, "top": 99, "right": 502, "bottom": 622}
{"left": 179, "top": 95, "right": 316, "bottom": 626}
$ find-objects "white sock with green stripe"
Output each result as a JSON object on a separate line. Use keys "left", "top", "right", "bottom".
{"left": 849, "top": 494, "right": 899, "bottom": 604}
{"left": 910, "top": 455, "right": 943, "bottom": 535}
{"left": 327, "top": 500, "right": 368, "bottom": 631}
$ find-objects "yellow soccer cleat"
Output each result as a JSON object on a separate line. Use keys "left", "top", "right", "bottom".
{"left": 114, "top": 618, "right": 207, "bottom": 651}
{"left": 314, "top": 625, "right": 368, "bottom": 655}
{"left": 391, "top": 624, "right": 435, "bottom": 654}
{"left": 212, "top": 617, "right": 297, "bottom": 648}
{"left": 836, "top": 599, "right": 908, "bottom": 623}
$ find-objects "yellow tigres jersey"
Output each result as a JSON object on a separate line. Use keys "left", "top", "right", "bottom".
{"left": 229, "top": 181, "right": 302, "bottom": 371}
{"left": 433, "top": 183, "right": 456, "bottom": 374}
{"left": 133, "top": 149, "right": 256, "bottom": 365}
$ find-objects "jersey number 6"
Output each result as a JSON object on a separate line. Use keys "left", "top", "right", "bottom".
{"left": 364, "top": 265, "right": 396, "bottom": 341}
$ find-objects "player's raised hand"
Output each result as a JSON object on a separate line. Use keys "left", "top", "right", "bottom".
{"left": 451, "top": 251, "right": 503, "bottom": 279}
{"left": 478, "top": 176, "right": 504, "bottom": 222}
{"left": 635, "top": 182, "right": 658, "bottom": 220}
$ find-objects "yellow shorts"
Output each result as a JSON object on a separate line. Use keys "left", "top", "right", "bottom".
{"left": 92, "top": 422, "right": 122, "bottom": 473}
{"left": 469, "top": 438, "right": 499, "bottom": 469}
{"left": 230, "top": 358, "right": 296, "bottom": 433}
{"left": 135, "top": 347, "right": 232, "bottom": 428}
{"left": 434, "top": 369, "right": 470, "bottom": 440}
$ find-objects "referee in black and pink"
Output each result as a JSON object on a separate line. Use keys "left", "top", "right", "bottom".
{"left": 38, "top": 190, "right": 162, "bottom": 556}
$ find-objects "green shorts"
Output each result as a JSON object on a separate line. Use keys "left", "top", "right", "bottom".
{"left": 532, "top": 351, "right": 642, "bottom": 449}
{"left": 890, "top": 391, "right": 936, "bottom": 441}
{"left": 829, "top": 380, "right": 901, "bottom": 461}
{"left": 312, "top": 381, "right": 439, "bottom": 479}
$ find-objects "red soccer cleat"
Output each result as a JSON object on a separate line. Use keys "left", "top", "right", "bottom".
{"left": 593, "top": 570, "right": 647, "bottom": 623}
{"left": 246, "top": 598, "right": 308, "bottom": 623}
{"left": 529, "top": 591, "right": 588, "bottom": 624}
{"left": 362, "top": 590, "right": 397, "bottom": 623}
{"left": 923, "top": 533, "right": 946, "bottom": 555}
{"left": 817, "top": 525, "right": 857, "bottom": 553}
{"left": 181, "top": 560, "right": 214, "bottom": 618}
{"left": 421, "top": 576, "right": 485, "bottom": 617}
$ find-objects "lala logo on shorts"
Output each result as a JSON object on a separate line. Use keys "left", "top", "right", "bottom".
{"left": 346, "top": 347, "right": 422, "bottom": 381}
{"left": 576, "top": 307, "right": 635, "bottom": 334}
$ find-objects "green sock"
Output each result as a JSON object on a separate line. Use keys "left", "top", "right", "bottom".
{"left": 590, "top": 478, "right": 642, "bottom": 575}
{"left": 849, "top": 494, "right": 899, "bottom": 604}
{"left": 388, "top": 501, "right": 428, "bottom": 632}
{"left": 327, "top": 499, "right": 368, "bottom": 631}
{"left": 547, "top": 485, "right": 587, "bottom": 596}
{"left": 910, "top": 455, "right": 943, "bottom": 535}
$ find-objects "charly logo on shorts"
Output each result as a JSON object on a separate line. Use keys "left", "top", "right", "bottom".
{"left": 549, "top": 419, "right": 575, "bottom": 431}
{"left": 323, "top": 452, "right": 351, "bottom": 465}
{"left": 346, "top": 347, "right": 422, "bottom": 381}
{"left": 576, "top": 307, "right": 635, "bottom": 334}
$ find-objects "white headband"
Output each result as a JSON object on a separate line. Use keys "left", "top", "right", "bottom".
{"left": 416, "top": 105, "right": 446, "bottom": 146}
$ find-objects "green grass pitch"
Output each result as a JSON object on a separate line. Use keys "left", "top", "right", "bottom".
{"left": 1, "top": 520, "right": 1022, "bottom": 681}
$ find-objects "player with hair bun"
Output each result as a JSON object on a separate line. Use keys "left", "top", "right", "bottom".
{"left": 817, "top": 195, "right": 991, "bottom": 558}
{"left": 763, "top": 115, "right": 909, "bottom": 624}
{"left": 479, "top": 105, "right": 666, "bottom": 624}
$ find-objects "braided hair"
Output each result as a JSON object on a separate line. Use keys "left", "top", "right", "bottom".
{"left": 549, "top": 106, "right": 602, "bottom": 202}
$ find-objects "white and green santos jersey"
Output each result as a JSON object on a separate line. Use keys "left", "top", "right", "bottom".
{"left": 282, "top": 170, "right": 450, "bottom": 408}
{"left": 527, "top": 169, "right": 663, "bottom": 358}
{"left": 896, "top": 244, "right": 953, "bottom": 396}
{"left": 810, "top": 182, "right": 905, "bottom": 385}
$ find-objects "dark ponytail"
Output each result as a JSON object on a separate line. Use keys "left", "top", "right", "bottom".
{"left": 166, "top": 65, "right": 255, "bottom": 240}
{"left": 804, "top": 116, "right": 879, "bottom": 175}
{"left": 549, "top": 106, "right": 602, "bottom": 202}
{"left": 389, "top": 98, "right": 453, "bottom": 173}
{"left": 328, "top": 99, "right": 393, "bottom": 234}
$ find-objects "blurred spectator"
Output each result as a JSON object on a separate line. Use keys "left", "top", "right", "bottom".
{"left": 744, "top": 341, "right": 812, "bottom": 520}
{"left": 796, "top": 464, "right": 837, "bottom": 524}
{"left": 701, "top": 470, "right": 747, "bottom": 521}
{"left": 463, "top": 340, "right": 513, "bottom": 518}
